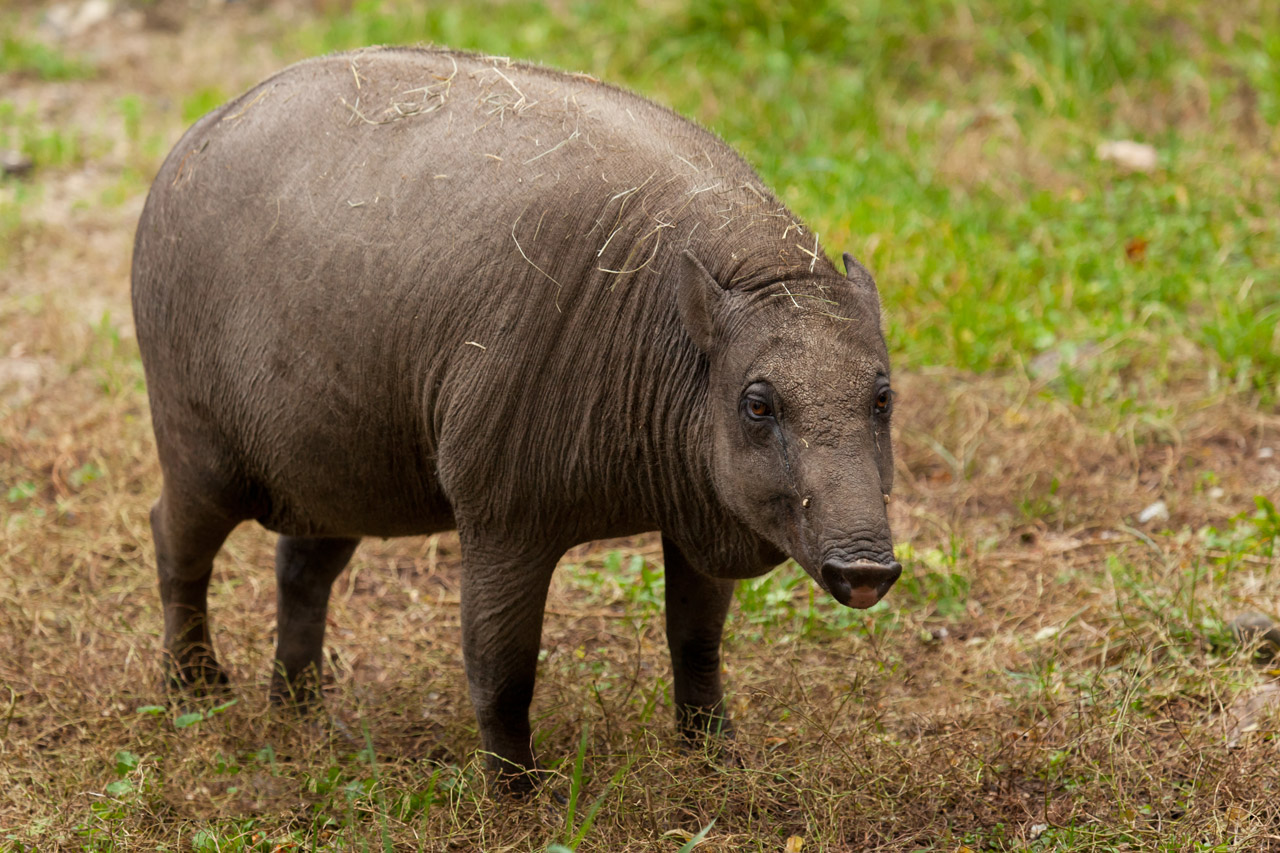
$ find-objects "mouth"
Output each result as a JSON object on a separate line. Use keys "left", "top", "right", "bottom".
{"left": 820, "top": 559, "right": 902, "bottom": 609}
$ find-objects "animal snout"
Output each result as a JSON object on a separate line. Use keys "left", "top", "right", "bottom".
{"left": 820, "top": 558, "right": 902, "bottom": 609}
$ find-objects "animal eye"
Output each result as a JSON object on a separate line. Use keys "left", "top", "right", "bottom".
{"left": 875, "top": 388, "right": 892, "bottom": 412}
{"left": 741, "top": 381, "right": 776, "bottom": 422}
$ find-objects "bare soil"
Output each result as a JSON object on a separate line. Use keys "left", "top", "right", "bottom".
{"left": 2, "top": 2, "right": 1278, "bottom": 851}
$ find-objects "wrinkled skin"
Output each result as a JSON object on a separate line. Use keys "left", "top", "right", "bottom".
{"left": 132, "top": 47, "right": 900, "bottom": 788}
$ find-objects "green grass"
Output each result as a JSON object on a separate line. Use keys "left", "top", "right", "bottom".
{"left": 0, "top": 180, "right": 26, "bottom": 262}
{"left": 3, "top": 0, "right": 1279, "bottom": 850}
{"left": 276, "top": 0, "right": 1280, "bottom": 401}
{"left": 0, "top": 33, "right": 93, "bottom": 80}
{"left": 180, "top": 86, "right": 229, "bottom": 125}
{"left": 0, "top": 99, "right": 89, "bottom": 168}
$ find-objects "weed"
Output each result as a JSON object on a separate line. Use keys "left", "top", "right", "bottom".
{"left": 0, "top": 34, "right": 92, "bottom": 80}
{"left": 3, "top": 0, "right": 1279, "bottom": 850}
{"left": 1203, "top": 495, "right": 1280, "bottom": 568}
{"left": 67, "top": 461, "right": 101, "bottom": 490}
{"left": 114, "top": 95, "right": 144, "bottom": 146}
{"left": 893, "top": 558, "right": 971, "bottom": 621}
{"left": 5, "top": 480, "right": 36, "bottom": 502}
{"left": 180, "top": 86, "right": 228, "bottom": 125}
{"left": 0, "top": 100, "right": 87, "bottom": 168}
{"left": 79, "top": 311, "right": 145, "bottom": 396}
{"left": 565, "top": 548, "right": 664, "bottom": 613}
{"left": 1018, "top": 474, "right": 1063, "bottom": 522}
{"left": 551, "top": 724, "right": 620, "bottom": 850}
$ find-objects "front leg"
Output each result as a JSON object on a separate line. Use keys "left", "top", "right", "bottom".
{"left": 459, "top": 537, "right": 560, "bottom": 790}
{"left": 271, "top": 535, "right": 360, "bottom": 707}
{"left": 662, "top": 535, "right": 736, "bottom": 739}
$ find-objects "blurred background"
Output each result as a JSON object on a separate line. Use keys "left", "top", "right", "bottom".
{"left": 1, "top": 2, "right": 1278, "bottom": 850}
{"left": 4, "top": 0, "right": 1278, "bottom": 390}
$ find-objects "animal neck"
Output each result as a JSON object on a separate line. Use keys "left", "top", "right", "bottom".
{"left": 639, "top": 298, "right": 782, "bottom": 576}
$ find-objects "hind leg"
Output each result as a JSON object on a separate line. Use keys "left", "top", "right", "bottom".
{"left": 151, "top": 487, "right": 240, "bottom": 692}
{"left": 270, "top": 535, "right": 360, "bottom": 707}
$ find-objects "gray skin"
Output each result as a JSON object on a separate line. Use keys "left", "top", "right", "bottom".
{"left": 132, "top": 47, "right": 901, "bottom": 785}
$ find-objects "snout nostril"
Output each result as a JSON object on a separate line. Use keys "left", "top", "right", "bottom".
{"left": 850, "top": 563, "right": 898, "bottom": 585}
{"left": 819, "top": 557, "right": 902, "bottom": 609}
{"left": 821, "top": 559, "right": 902, "bottom": 593}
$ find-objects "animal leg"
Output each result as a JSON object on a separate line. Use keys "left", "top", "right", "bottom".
{"left": 662, "top": 535, "right": 736, "bottom": 739}
{"left": 151, "top": 487, "right": 240, "bottom": 692}
{"left": 458, "top": 538, "right": 559, "bottom": 789}
{"left": 270, "top": 535, "right": 360, "bottom": 707}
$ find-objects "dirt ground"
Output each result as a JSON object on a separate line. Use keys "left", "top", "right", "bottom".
{"left": 2, "top": 2, "right": 1279, "bottom": 851}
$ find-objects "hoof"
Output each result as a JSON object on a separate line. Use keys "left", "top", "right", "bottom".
{"left": 268, "top": 683, "right": 325, "bottom": 712}
{"left": 677, "top": 733, "right": 742, "bottom": 768}
{"left": 677, "top": 711, "right": 740, "bottom": 768}
{"left": 483, "top": 758, "right": 548, "bottom": 800}
{"left": 163, "top": 661, "right": 230, "bottom": 696}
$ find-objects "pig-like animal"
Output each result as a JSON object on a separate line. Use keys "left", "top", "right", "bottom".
{"left": 132, "top": 47, "right": 901, "bottom": 783}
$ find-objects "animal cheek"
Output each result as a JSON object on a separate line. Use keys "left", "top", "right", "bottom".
{"left": 775, "top": 493, "right": 829, "bottom": 573}
{"left": 875, "top": 440, "right": 895, "bottom": 492}
{"left": 736, "top": 418, "right": 777, "bottom": 448}
{"left": 879, "top": 460, "right": 894, "bottom": 494}
{"left": 764, "top": 492, "right": 805, "bottom": 551}
{"left": 748, "top": 462, "right": 792, "bottom": 512}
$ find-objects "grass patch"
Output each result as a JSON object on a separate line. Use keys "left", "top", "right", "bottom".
{"left": 0, "top": 179, "right": 33, "bottom": 265}
{"left": 275, "top": 0, "right": 1280, "bottom": 401}
{"left": 180, "top": 86, "right": 228, "bottom": 125}
{"left": 0, "top": 33, "right": 93, "bottom": 80}
{"left": 1, "top": 0, "right": 1278, "bottom": 850}
{"left": 0, "top": 99, "right": 88, "bottom": 168}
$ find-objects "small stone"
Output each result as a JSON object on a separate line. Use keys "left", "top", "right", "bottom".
{"left": 1097, "top": 140, "right": 1158, "bottom": 173}
{"left": 1260, "top": 447, "right": 1275, "bottom": 460}
{"left": 1208, "top": 487, "right": 1225, "bottom": 500}
{"left": 1027, "top": 341, "right": 1101, "bottom": 380}
{"left": 1029, "top": 823, "right": 1049, "bottom": 840}
{"left": 0, "top": 355, "right": 57, "bottom": 407}
{"left": 1, "top": 150, "right": 34, "bottom": 178}
{"left": 43, "top": 0, "right": 112, "bottom": 38}
{"left": 72, "top": 0, "right": 112, "bottom": 34}
{"left": 930, "top": 626, "right": 949, "bottom": 641}
{"left": 1226, "top": 682, "right": 1280, "bottom": 746}
{"left": 1229, "top": 613, "right": 1280, "bottom": 659}
{"left": 1137, "top": 500, "right": 1169, "bottom": 525}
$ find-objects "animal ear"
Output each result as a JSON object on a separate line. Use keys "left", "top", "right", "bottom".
{"left": 843, "top": 252, "right": 874, "bottom": 286}
{"left": 676, "top": 249, "right": 727, "bottom": 354}
{"left": 843, "top": 251, "right": 882, "bottom": 314}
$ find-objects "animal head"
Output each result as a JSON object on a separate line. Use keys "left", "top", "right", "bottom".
{"left": 678, "top": 249, "right": 900, "bottom": 607}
